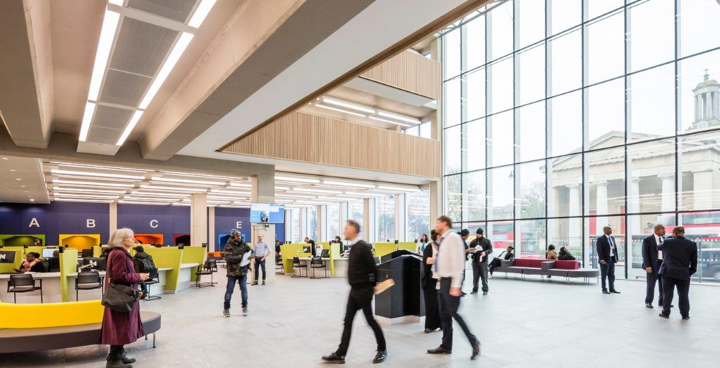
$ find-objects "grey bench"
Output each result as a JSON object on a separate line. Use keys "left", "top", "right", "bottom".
{"left": 496, "top": 260, "right": 599, "bottom": 284}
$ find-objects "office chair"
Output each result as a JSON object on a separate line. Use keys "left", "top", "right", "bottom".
{"left": 142, "top": 270, "right": 162, "bottom": 301}
{"left": 195, "top": 259, "right": 218, "bottom": 288}
{"left": 310, "top": 257, "right": 327, "bottom": 279}
{"left": 275, "top": 255, "right": 285, "bottom": 275}
{"left": 292, "top": 257, "right": 307, "bottom": 278}
{"left": 81, "top": 249, "right": 93, "bottom": 258}
{"left": 8, "top": 274, "right": 43, "bottom": 303}
{"left": 75, "top": 271, "right": 103, "bottom": 301}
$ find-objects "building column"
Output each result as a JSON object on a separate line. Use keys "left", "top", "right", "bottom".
{"left": 109, "top": 202, "right": 118, "bottom": 236}
{"left": 429, "top": 181, "right": 441, "bottom": 226}
{"left": 363, "top": 198, "right": 375, "bottom": 243}
{"left": 628, "top": 178, "right": 641, "bottom": 235}
{"left": 208, "top": 206, "right": 216, "bottom": 251}
{"left": 595, "top": 181, "right": 608, "bottom": 235}
{"left": 190, "top": 193, "right": 207, "bottom": 247}
{"left": 567, "top": 184, "right": 581, "bottom": 245}
{"left": 317, "top": 205, "right": 325, "bottom": 242}
{"left": 251, "top": 174, "right": 275, "bottom": 204}
{"left": 395, "top": 194, "right": 406, "bottom": 241}
{"left": 693, "top": 170, "right": 714, "bottom": 210}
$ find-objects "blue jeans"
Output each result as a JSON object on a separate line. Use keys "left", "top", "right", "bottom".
{"left": 224, "top": 275, "right": 248, "bottom": 310}
{"left": 254, "top": 258, "right": 266, "bottom": 281}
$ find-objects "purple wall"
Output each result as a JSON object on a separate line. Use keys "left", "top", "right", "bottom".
{"left": 0, "top": 202, "right": 110, "bottom": 244}
{"left": 117, "top": 204, "right": 190, "bottom": 246}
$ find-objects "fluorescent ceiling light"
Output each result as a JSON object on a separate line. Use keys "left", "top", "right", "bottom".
{"left": 119, "top": 201, "right": 170, "bottom": 206}
{"left": 171, "top": 203, "right": 191, "bottom": 206}
{"left": 139, "top": 32, "right": 194, "bottom": 109}
{"left": 116, "top": 110, "right": 143, "bottom": 146}
{"left": 275, "top": 186, "right": 290, "bottom": 190}
{"left": 53, "top": 187, "right": 126, "bottom": 194}
{"left": 293, "top": 188, "right": 343, "bottom": 194}
{"left": 323, "top": 180, "right": 375, "bottom": 188}
{"left": 211, "top": 189, "right": 251, "bottom": 195}
{"left": 54, "top": 162, "right": 152, "bottom": 172}
{"left": 153, "top": 177, "right": 225, "bottom": 186}
{"left": 315, "top": 103, "right": 367, "bottom": 118}
{"left": 79, "top": 102, "right": 97, "bottom": 142}
{"left": 377, "top": 111, "right": 421, "bottom": 125}
{"left": 141, "top": 185, "right": 207, "bottom": 192}
{"left": 51, "top": 169, "right": 144, "bottom": 180}
{"left": 322, "top": 97, "right": 375, "bottom": 114}
{"left": 274, "top": 194, "right": 315, "bottom": 199}
{"left": 55, "top": 198, "right": 113, "bottom": 203}
{"left": 317, "top": 196, "right": 348, "bottom": 201}
{"left": 229, "top": 183, "right": 252, "bottom": 188}
{"left": 53, "top": 179, "right": 134, "bottom": 188}
{"left": 369, "top": 116, "right": 411, "bottom": 127}
{"left": 122, "top": 197, "right": 176, "bottom": 202}
{"left": 132, "top": 191, "right": 191, "bottom": 197}
{"left": 377, "top": 185, "right": 420, "bottom": 192}
{"left": 276, "top": 176, "right": 319, "bottom": 183}
{"left": 188, "top": 0, "right": 217, "bottom": 27}
{"left": 53, "top": 193, "right": 118, "bottom": 199}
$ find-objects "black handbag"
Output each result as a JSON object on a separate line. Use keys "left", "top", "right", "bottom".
{"left": 101, "top": 250, "right": 139, "bottom": 313}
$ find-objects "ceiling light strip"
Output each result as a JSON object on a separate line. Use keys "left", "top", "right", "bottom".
{"left": 188, "top": 0, "right": 217, "bottom": 28}
{"left": 321, "top": 97, "right": 375, "bottom": 114}
{"left": 51, "top": 169, "right": 144, "bottom": 180}
{"left": 315, "top": 103, "right": 367, "bottom": 118}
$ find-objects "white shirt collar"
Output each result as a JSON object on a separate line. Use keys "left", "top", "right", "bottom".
{"left": 348, "top": 237, "right": 362, "bottom": 245}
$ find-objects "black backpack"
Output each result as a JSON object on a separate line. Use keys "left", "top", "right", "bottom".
{"left": 133, "top": 253, "right": 157, "bottom": 274}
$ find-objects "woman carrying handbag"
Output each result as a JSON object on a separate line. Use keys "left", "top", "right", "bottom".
{"left": 101, "top": 228, "right": 149, "bottom": 368}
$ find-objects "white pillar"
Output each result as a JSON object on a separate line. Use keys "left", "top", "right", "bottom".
{"left": 109, "top": 202, "right": 118, "bottom": 236}
{"left": 595, "top": 181, "right": 608, "bottom": 234}
{"left": 628, "top": 178, "right": 641, "bottom": 235}
{"left": 429, "top": 181, "right": 441, "bottom": 226}
{"left": 395, "top": 194, "right": 406, "bottom": 241}
{"left": 693, "top": 170, "right": 714, "bottom": 210}
{"left": 567, "top": 184, "right": 581, "bottom": 245}
{"left": 300, "top": 208, "right": 307, "bottom": 240}
{"left": 363, "top": 198, "right": 375, "bottom": 243}
{"left": 208, "top": 206, "right": 216, "bottom": 251}
{"left": 190, "top": 193, "right": 207, "bottom": 247}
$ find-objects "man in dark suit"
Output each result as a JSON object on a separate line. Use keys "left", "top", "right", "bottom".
{"left": 658, "top": 227, "right": 697, "bottom": 320}
{"left": 596, "top": 226, "right": 620, "bottom": 294}
{"left": 642, "top": 224, "right": 666, "bottom": 308}
{"left": 323, "top": 220, "right": 387, "bottom": 364}
{"left": 469, "top": 228, "right": 493, "bottom": 295}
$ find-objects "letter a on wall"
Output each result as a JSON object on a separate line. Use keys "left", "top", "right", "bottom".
{"left": 28, "top": 218, "right": 40, "bottom": 227}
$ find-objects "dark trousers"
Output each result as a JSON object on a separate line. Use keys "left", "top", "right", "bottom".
{"left": 645, "top": 259, "right": 664, "bottom": 305}
{"left": 254, "top": 258, "right": 267, "bottom": 281}
{"left": 337, "top": 285, "right": 386, "bottom": 356}
{"left": 489, "top": 258, "right": 502, "bottom": 275}
{"left": 600, "top": 260, "right": 616, "bottom": 291}
{"left": 139, "top": 283, "right": 148, "bottom": 293}
{"left": 662, "top": 276, "right": 690, "bottom": 317}
{"left": 224, "top": 274, "right": 248, "bottom": 310}
{"left": 438, "top": 278, "right": 478, "bottom": 351}
{"left": 108, "top": 345, "right": 124, "bottom": 361}
{"left": 472, "top": 262, "right": 489, "bottom": 292}
{"left": 423, "top": 280, "right": 442, "bottom": 331}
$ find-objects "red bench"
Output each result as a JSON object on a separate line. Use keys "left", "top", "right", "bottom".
{"left": 497, "top": 258, "right": 597, "bottom": 283}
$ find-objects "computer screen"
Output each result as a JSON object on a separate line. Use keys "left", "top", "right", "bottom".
{"left": 42, "top": 248, "right": 57, "bottom": 258}
{"left": 302, "top": 246, "right": 311, "bottom": 254}
{"left": 0, "top": 251, "right": 16, "bottom": 264}
{"left": 83, "top": 257, "right": 107, "bottom": 271}
{"left": 250, "top": 203, "right": 285, "bottom": 223}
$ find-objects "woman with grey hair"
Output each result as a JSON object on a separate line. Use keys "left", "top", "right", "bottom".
{"left": 100, "top": 228, "right": 149, "bottom": 368}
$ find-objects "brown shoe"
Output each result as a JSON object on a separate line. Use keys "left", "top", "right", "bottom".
{"left": 252, "top": 281, "right": 258, "bottom": 286}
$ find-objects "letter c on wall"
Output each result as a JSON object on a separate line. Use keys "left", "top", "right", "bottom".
{"left": 150, "top": 219, "right": 159, "bottom": 229}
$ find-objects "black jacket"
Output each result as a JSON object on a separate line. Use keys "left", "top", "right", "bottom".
{"left": 658, "top": 236, "right": 698, "bottom": 280}
{"left": 469, "top": 237, "right": 493, "bottom": 263}
{"left": 224, "top": 239, "right": 254, "bottom": 277}
{"left": 641, "top": 235, "right": 661, "bottom": 271}
{"left": 596, "top": 235, "right": 619, "bottom": 263}
{"left": 421, "top": 242, "right": 436, "bottom": 289}
{"left": 347, "top": 240, "right": 377, "bottom": 288}
{"left": 558, "top": 251, "right": 575, "bottom": 261}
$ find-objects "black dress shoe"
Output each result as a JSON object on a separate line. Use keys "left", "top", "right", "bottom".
{"left": 610, "top": 290, "right": 621, "bottom": 294}
{"left": 471, "top": 343, "right": 481, "bottom": 360}
{"left": 322, "top": 352, "right": 345, "bottom": 364}
{"left": 645, "top": 303, "right": 653, "bottom": 309}
{"left": 424, "top": 329, "right": 432, "bottom": 334}
{"left": 602, "top": 290, "right": 611, "bottom": 294}
{"left": 427, "top": 346, "right": 452, "bottom": 355}
{"left": 682, "top": 316, "right": 690, "bottom": 321}
{"left": 470, "top": 290, "right": 478, "bottom": 294}
{"left": 120, "top": 352, "right": 136, "bottom": 365}
{"left": 658, "top": 313, "right": 669, "bottom": 319}
{"left": 373, "top": 350, "right": 387, "bottom": 364}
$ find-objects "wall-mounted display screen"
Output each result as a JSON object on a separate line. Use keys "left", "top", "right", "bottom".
{"left": 250, "top": 203, "right": 284, "bottom": 223}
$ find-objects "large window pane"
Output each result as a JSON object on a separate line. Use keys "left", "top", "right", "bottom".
{"left": 419, "top": 122, "right": 431, "bottom": 139}
{"left": 445, "top": 28, "right": 461, "bottom": 79}
{"left": 488, "top": 111, "right": 514, "bottom": 167}
{"left": 678, "top": 49, "right": 720, "bottom": 134}
{"left": 517, "top": 43, "right": 546, "bottom": 106}
{"left": 628, "top": 214, "right": 676, "bottom": 280}
{"left": 327, "top": 203, "right": 340, "bottom": 241}
{"left": 487, "top": 221, "right": 515, "bottom": 252}
{"left": 489, "top": 1, "right": 514, "bottom": 61}
{"left": 549, "top": 0, "right": 581, "bottom": 36}
{"left": 678, "top": 0, "right": 720, "bottom": 58}
{"left": 548, "top": 218, "right": 583, "bottom": 262}
{"left": 516, "top": 0, "right": 545, "bottom": 50}
{"left": 586, "top": 0, "right": 623, "bottom": 21}
{"left": 463, "top": 16, "right": 485, "bottom": 71}
{"left": 463, "top": 69, "right": 485, "bottom": 122}
{"left": 587, "top": 147, "right": 626, "bottom": 217}
{"left": 628, "top": 0, "right": 674, "bottom": 73}
{"left": 291, "top": 208, "right": 300, "bottom": 242}
{"left": 308, "top": 207, "right": 317, "bottom": 241}
{"left": 679, "top": 211, "right": 720, "bottom": 283}
{"left": 445, "top": 125, "right": 461, "bottom": 174}
{"left": 377, "top": 195, "right": 395, "bottom": 241}
{"left": 445, "top": 175, "right": 462, "bottom": 222}
{"left": 680, "top": 131, "right": 720, "bottom": 211}
{"left": 548, "top": 153, "right": 583, "bottom": 218}
{"left": 517, "top": 101, "right": 546, "bottom": 162}
{"left": 517, "top": 160, "right": 546, "bottom": 219}
{"left": 517, "top": 219, "right": 546, "bottom": 257}
{"left": 444, "top": 77, "right": 461, "bottom": 127}
{"left": 549, "top": 90, "right": 582, "bottom": 157}
{"left": 628, "top": 63, "right": 676, "bottom": 141}
{"left": 489, "top": 57, "right": 514, "bottom": 114}
{"left": 549, "top": 30, "right": 581, "bottom": 96}
{"left": 587, "top": 78, "right": 625, "bottom": 149}
{"left": 586, "top": 10, "right": 625, "bottom": 85}
{"left": 463, "top": 171, "right": 486, "bottom": 221}
{"left": 407, "top": 190, "right": 430, "bottom": 242}
{"left": 588, "top": 216, "right": 626, "bottom": 271}
{"left": 627, "top": 139, "right": 676, "bottom": 214}
{"left": 348, "top": 199, "right": 363, "bottom": 238}
{"left": 488, "top": 166, "right": 514, "bottom": 220}
{"left": 463, "top": 119, "right": 485, "bottom": 171}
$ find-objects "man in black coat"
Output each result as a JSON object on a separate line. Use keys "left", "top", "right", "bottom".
{"left": 596, "top": 226, "right": 620, "bottom": 294}
{"left": 323, "top": 220, "right": 387, "bottom": 364}
{"left": 469, "top": 228, "right": 493, "bottom": 295}
{"left": 658, "top": 227, "right": 697, "bottom": 320}
{"left": 642, "top": 224, "right": 666, "bottom": 308}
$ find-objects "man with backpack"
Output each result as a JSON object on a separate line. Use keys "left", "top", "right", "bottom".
{"left": 132, "top": 246, "right": 157, "bottom": 299}
{"left": 224, "top": 229, "right": 254, "bottom": 317}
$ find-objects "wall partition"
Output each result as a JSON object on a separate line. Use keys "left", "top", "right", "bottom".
{"left": 442, "top": 0, "right": 720, "bottom": 283}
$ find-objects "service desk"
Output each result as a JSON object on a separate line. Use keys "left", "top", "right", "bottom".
{"left": 297, "top": 257, "right": 330, "bottom": 278}
{"left": 0, "top": 272, "right": 62, "bottom": 304}
{"left": 333, "top": 258, "right": 348, "bottom": 278}
{"left": 177, "top": 263, "right": 199, "bottom": 291}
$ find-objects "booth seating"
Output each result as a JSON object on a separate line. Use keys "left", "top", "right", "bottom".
{"left": 195, "top": 259, "right": 218, "bottom": 287}
{"left": 75, "top": 271, "right": 103, "bottom": 301}
{"left": 7, "top": 274, "right": 43, "bottom": 303}
{"left": 495, "top": 258, "right": 599, "bottom": 284}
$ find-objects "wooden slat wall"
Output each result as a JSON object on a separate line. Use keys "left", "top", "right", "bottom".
{"left": 222, "top": 112, "right": 441, "bottom": 178}
{"left": 359, "top": 49, "right": 441, "bottom": 100}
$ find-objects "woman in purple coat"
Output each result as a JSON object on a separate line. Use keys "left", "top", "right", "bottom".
{"left": 101, "top": 228, "right": 149, "bottom": 368}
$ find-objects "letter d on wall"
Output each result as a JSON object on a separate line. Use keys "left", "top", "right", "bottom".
{"left": 150, "top": 220, "right": 159, "bottom": 229}
{"left": 87, "top": 219, "right": 96, "bottom": 228}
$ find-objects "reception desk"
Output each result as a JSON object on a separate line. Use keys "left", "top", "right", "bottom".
{"left": 177, "top": 263, "right": 199, "bottom": 291}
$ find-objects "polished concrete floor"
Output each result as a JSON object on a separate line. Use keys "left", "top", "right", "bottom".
{"left": 2, "top": 269, "right": 720, "bottom": 368}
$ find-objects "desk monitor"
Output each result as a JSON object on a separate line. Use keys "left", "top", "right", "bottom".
{"left": 321, "top": 249, "right": 329, "bottom": 258}
{"left": 302, "top": 246, "right": 311, "bottom": 254}
{"left": 0, "top": 251, "right": 16, "bottom": 264}
{"left": 42, "top": 248, "right": 57, "bottom": 258}
{"left": 83, "top": 257, "right": 107, "bottom": 271}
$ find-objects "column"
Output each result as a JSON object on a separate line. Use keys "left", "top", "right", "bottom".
{"left": 317, "top": 205, "right": 325, "bottom": 242}
{"left": 208, "top": 206, "right": 216, "bottom": 251}
{"left": 395, "top": 194, "right": 406, "bottom": 241}
{"left": 300, "top": 208, "right": 307, "bottom": 240}
{"left": 109, "top": 202, "right": 118, "bottom": 236}
{"left": 693, "top": 170, "right": 714, "bottom": 210}
{"left": 339, "top": 202, "right": 348, "bottom": 229}
{"left": 595, "top": 181, "right": 608, "bottom": 235}
{"left": 567, "top": 184, "right": 581, "bottom": 246}
{"left": 363, "top": 198, "right": 375, "bottom": 243}
{"left": 429, "top": 181, "right": 441, "bottom": 225}
{"left": 190, "top": 193, "right": 207, "bottom": 246}
{"left": 628, "top": 178, "right": 641, "bottom": 235}
{"left": 251, "top": 174, "right": 275, "bottom": 204}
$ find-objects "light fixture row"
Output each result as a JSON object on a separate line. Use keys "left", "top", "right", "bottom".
{"left": 310, "top": 97, "right": 421, "bottom": 128}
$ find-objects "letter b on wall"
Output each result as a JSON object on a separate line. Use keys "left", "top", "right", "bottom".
{"left": 87, "top": 219, "right": 96, "bottom": 228}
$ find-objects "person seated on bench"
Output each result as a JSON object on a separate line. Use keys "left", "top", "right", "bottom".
{"left": 558, "top": 247, "right": 576, "bottom": 261}
{"left": 489, "top": 246, "right": 514, "bottom": 277}
{"left": 545, "top": 245, "right": 558, "bottom": 278}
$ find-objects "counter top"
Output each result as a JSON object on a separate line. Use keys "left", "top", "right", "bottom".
{"left": 180, "top": 263, "right": 199, "bottom": 269}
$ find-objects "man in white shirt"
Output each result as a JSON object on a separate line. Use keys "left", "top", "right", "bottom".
{"left": 427, "top": 216, "right": 480, "bottom": 360}
{"left": 642, "top": 224, "right": 667, "bottom": 308}
{"left": 252, "top": 234, "right": 271, "bottom": 286}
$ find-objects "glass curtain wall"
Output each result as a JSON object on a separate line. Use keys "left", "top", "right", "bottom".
{"left": 308, "top": 206, "right": 317, "bottom": 241}
{"left": 327, "top": 203, "right": 341, "bottom": 240}
{"left": 377, "top": 195, "right": 396, "bottom": 241}
{"left": 348, "top": 199, "right": 364, "bottom": 238}
{"left": 407, "top": 190, "right": 431, "bottom": 241}
{"left": 442, "top": 0, "right": 720, "bottom": 283}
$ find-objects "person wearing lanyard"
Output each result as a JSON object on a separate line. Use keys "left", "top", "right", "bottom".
{"left": 596, "top": 226, "right": 621, "bottom": 295}
{"left": 642, "top": 224, "right": 669, "bottom": 308}
{"left": 427, "top": 216, "right": 480, "bottom": 360}
{"left": 252, "top": 234, "right": 271, "bottom": 286}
